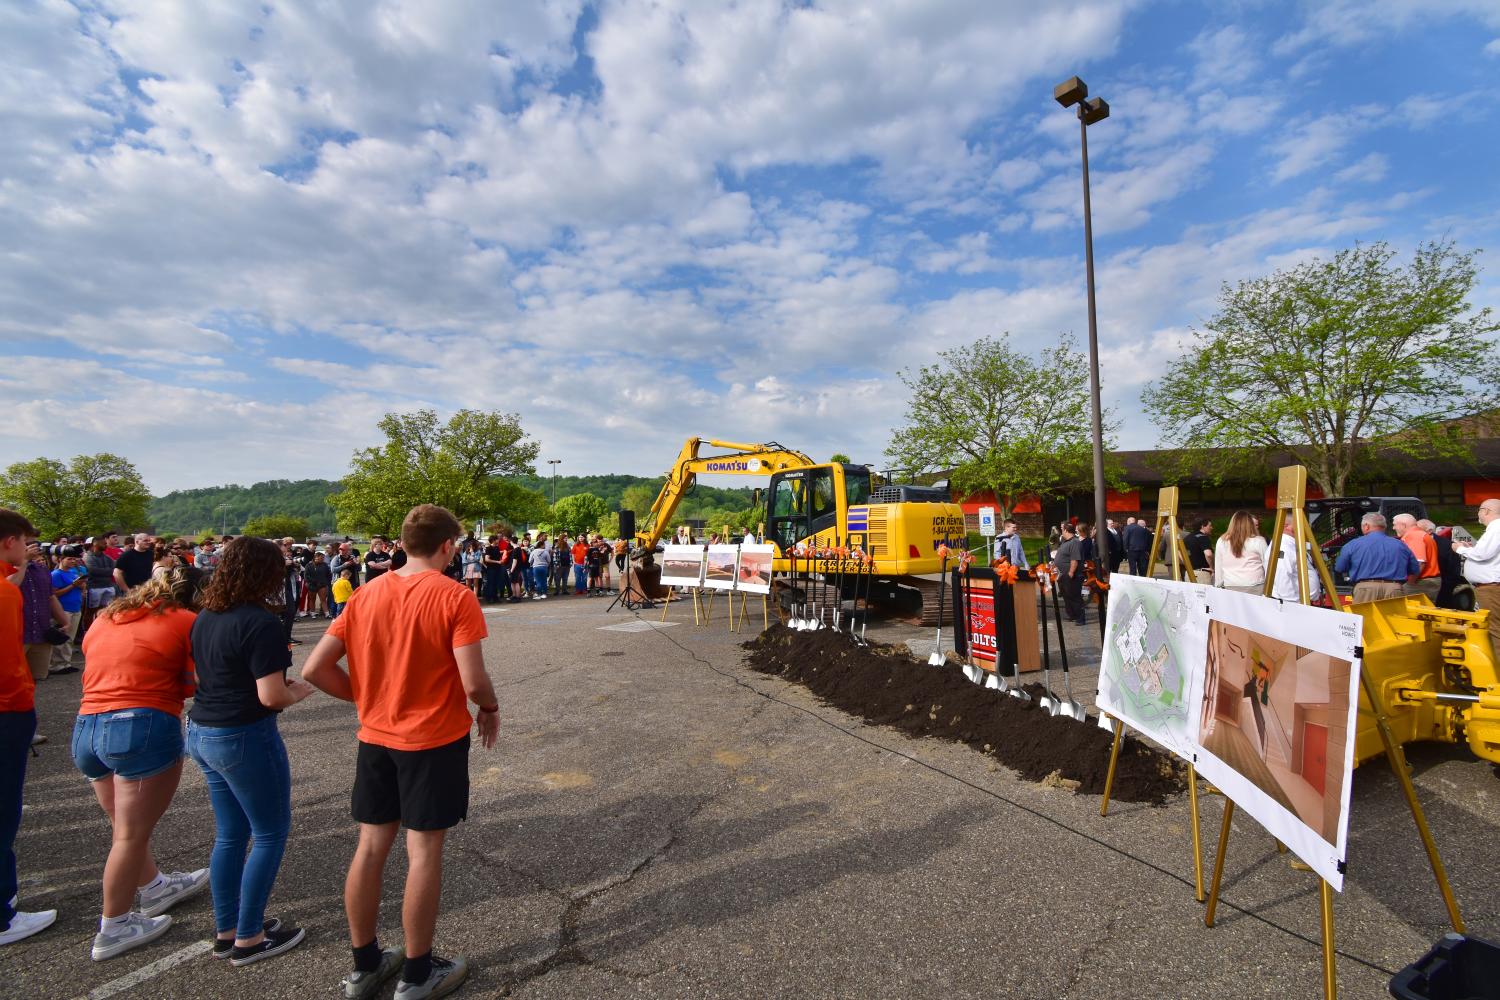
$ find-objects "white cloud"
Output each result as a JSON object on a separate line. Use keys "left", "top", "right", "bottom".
{"left": 1486, "top": 37, "right": 1500, "bottom": 56}
{"left": 1187, "top": 25, "right": 1260, "bottom": 89}
{"left": 1274, "top": 1, "right": 1500, "bottom": 54}
{"left": 1334, "top": 152, "right": 1390, "bottom": 184}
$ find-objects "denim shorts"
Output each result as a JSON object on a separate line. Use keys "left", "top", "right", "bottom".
{"left": 72, "top": 708, "right": 184, "bottom": 781}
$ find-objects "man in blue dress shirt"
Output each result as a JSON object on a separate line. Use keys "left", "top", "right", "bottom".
{"left": 1334, "top": 512, "right": 1419, "bottom": 604}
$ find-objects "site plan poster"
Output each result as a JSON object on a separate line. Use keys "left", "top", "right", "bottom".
{"left": 660, "top": 545, "right": 705, "bottom": 588}
{"left": 1194, "top": 589, "right": 1362, "bottom": 890}
{"left": 1097, "top": 576, "right": 1208, "bottom": 760}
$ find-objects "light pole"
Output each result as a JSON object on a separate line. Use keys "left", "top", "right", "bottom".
{"left": 547, "top": 459, "right": 561, "bottom": 505}
{"left": 216, "top": 503, "right": 230, "bottom": 536}
{"left": 1054, "top": 75, "right": 1111, "bottom": 578}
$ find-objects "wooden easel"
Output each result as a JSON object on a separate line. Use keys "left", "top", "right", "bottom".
{"left": 1202, "top": 466, "right": 1465, "bottom": 999}
{"left": 1099, "top": 485, "right": 1207, "bottom": 902}
{"left": 659, "top": 585, "right": 709, "bottom": 625}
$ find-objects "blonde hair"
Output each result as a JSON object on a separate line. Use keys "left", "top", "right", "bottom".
{"left": 1225, "top": 510, "right": 1257, "bottom": 559}
{"left": 104, "top": 566, "right": 205, "bottom": 620}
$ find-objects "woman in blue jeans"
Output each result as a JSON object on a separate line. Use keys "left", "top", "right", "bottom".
{"left": 187, "top": 536, "right": 315, "bottom": 966}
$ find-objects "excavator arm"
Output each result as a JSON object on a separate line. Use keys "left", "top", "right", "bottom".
{"left": 635, "top": 438, "right": 815, "bottom": 550}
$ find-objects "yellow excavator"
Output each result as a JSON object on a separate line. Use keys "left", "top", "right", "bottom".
{"left": 634, "top": 438, "right": 969, "bottom": 622}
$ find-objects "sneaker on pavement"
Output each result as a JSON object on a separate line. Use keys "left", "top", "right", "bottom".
{"left": 228, "top": 925, "right": 306, "bottom": 967}
{"left": 0, "top": 909, "right": 57, "bottom": 947}
{"left": 91, "top": 912, "right": 171, "bottom": 961}
{"left": 29, "top": 734, "right": 46, "bottom": 746}
{"left": 138, "top": 869, "right": 208, "bottom": 917}
{"left": 395, "top": 955, "right": 468, "bottom": 1000}
{"left": 212, "top": 917, "right": 281, "bottom": 959}
{"left": 342, "top": 946, "right": 405, "bottom": 999}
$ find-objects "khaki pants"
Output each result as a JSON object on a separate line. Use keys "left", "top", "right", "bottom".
{"left": 1406, "top": 577, "right": 1442, "bottom": 604}
{"left": 1194, "top": 569, "right": 1213, "bottom": 586}
{"left": 50, "top": 611, "right": 81, "bottom": 668}
{"left": 1353, "top": 580, "right": 1405, "bottom": 604}
{"left": 24, "top": 643, "right": 51, "bottom": 682}
{"left": 1475, "top": 584, "right": 1500, "bottom": 655}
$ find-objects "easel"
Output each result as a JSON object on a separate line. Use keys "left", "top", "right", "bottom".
{"left": 729, "top": 590, "right": 770, "bottom": 632}
{"left": 1099, "top": 485, "right": 1207, "bottom": 903}
{"left": 1202, "top": 466, "right": 1465, "bottom": 999}
{"left": 659, "top": 585, "right": 711, "bottom": 625}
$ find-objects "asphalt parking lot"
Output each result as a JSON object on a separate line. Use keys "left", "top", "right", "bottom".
{"left": 5, "top": 589, "right": 1498, "bottom": 999}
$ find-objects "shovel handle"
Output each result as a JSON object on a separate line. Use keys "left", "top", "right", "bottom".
{"left": 1050, "top": 577, "right": 1072, "bottom": 673}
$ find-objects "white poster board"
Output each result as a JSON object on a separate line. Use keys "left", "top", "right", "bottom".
{"left": 660, "top": 545, "right": 705, "bottom": 588}
{"left": 1097, "top": 576, "right": 1362, "bottom": 890}
{"left": 702, "top": 545, "right": 740, "bottom": 591}
{"left": 736, "top": 544, "right": 774, "bottom": 595}
{"left": 1193, "top": 588, "right": 1362, "bottom": 890}
{"left": 1097, "top": 576, "right": 1209, "bottom": 760}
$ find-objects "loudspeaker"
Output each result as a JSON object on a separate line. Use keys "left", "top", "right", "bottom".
{"left": 619, "top": 509, "right": 636, "bottom": 539}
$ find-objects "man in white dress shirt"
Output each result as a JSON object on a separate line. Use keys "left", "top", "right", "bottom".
{"left": 1454, "top": 498, "right": 1500, "bottom": 651}
{"left": 1269, "top": 519, "right": 1323, "bottom": 604}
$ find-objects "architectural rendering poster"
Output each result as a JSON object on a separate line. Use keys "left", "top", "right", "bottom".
{"left": 736, "top": 545, "right": 774, "bottom": 595}
{"left": 659, "top": 545, "right": 706, "bottom": 588}
{"left": 1194, "top": 588, "right": 1362, "bottom": 890}
{"left": 1097, "top": 576, "right": 1209, "bottom": 760}
{"left": 702, "top": 545, "right": 741, "bottom": 591}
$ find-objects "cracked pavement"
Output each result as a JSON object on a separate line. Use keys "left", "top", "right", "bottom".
{"left": 6, "top": 591, "right": 1499, "bottom": 999}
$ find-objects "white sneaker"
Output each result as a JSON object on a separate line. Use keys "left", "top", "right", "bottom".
{"left": 0, "top": 909, "right": 57, "bottom": 946}
{"left": 137, "top": 869, "right": 208, "bottom": 917}
{"left": 92, "top": 912, "right": 171, "bottom": 961}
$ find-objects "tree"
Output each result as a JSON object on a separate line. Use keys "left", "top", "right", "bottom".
{"left": 549, "top": 492, "right": 611, "bottom": 536}
{"left": 1143, "top": 241, "right": 1500, "bottom": 496}
{"left": 620, "top": 482, "right": 661, "bottom": 519}
{"left": 330, "top": 409, "right": 546, "bottom": 535}
{"left": 242, "top": 514, "right": 313, "bottom": 539}
{"left": 0, "top": 453, "right": 151, "bottom": 537}
{"left": 830, "top": 452, "right": 853, "bottom": 464}
{"left": 885, "top": 334, "right": 1114, "bottom": 518}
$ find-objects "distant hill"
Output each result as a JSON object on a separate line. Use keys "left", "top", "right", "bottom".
{"left": 149, "top": 479, "right": 342, "bottom": 536}
{"left": 149, "top": 474, "right": 756, "bottom": 535}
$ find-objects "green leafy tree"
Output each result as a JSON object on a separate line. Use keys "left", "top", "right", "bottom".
{"left": 886, "top": 334, "right": 1115, "bottom": 518}
{"left": 330, "top": 409, "right": 545, "bottom": 535}
{"left": 549, "top": 492, "right": 611, "bottom": 536}
{"left": 242, "top": 514, "right": 313, "bottom": 539}
{"left": 0, "top": 453, "right": 151, "bottom": 537}
{"left": 830, "top": 452, "right": 853, "bottom": 464}
{"left": 620, "top": 482, "right": 661, "bottom": 520}
{"left": 1144, "top": 241, "right": 1500, "bottom": 496}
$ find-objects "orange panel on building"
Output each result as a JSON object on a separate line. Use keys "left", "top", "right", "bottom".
{"left": 1106, "top": 489, "right": 1140, "bottom": 512}
{"left": 1464, "top": 479, "right": 1500, "bottom": 506}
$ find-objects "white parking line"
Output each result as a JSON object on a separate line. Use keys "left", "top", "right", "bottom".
{"left": 75, "top": 940, "right": 213, "bottom": 1000}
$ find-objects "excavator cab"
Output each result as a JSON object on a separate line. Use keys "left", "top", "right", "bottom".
{"left": 766, "top": 465, "right": 872, "bottom": 552}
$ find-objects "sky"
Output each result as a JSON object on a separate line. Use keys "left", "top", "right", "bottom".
{"left": 3, "top": 0, "right": 1499, "bottom": 495}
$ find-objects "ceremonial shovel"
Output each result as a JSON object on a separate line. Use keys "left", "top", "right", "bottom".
{"left": 1002, "top": 573, "right": 1029, "bottom": 703}
{"left": 928, "top": 550, "right": 949, "bottom": 666}
{"left": 1049, "top": 577, "right": 1088, "bottom": 722}
{"left": 1035, "top": 571, "right": 1059, "bottom": 717}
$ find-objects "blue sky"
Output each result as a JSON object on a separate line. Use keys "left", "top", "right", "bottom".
{"left": 2, "top": 0, "right": 1498, "bottom": 494}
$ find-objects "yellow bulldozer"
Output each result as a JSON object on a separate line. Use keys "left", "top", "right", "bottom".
{"left": 633, "top": 437, "right": 969, "bottom": 622}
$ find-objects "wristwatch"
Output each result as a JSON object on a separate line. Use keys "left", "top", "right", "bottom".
{"left": 478, "top": 704, "right": 499, "bottom": 714}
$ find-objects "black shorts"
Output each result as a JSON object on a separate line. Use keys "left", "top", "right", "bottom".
{"left": 352, "top": 735, "right": 470, "bottom": 831}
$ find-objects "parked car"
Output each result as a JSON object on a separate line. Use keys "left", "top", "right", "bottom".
{"left": 1306, "top": 496, "right": 1475, "bottom": 610}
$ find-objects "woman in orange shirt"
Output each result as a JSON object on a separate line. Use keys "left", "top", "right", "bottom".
{"left": 74, "top": 568, "right": 210, "bottom": 961}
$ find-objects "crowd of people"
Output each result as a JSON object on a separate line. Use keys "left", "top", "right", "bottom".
{"left": 0, "top": 504, "right": 510, "bottom": 998}
{"left": 990, "top": 504, "right": 1495, "bottom": 638}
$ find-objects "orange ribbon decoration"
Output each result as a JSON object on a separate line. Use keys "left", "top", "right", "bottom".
{"left": 994, "top": 563, "right": 1018, "bottom": 585}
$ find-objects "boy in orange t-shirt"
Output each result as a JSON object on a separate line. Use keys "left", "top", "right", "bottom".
{"left": 303, "top": 504, "right": 497, "bottom": 999}
{"left": 0, "top": 508, "right": 56, "bottom": 947}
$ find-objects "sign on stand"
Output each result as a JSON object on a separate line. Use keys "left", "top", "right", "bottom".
{"left": 978, "top": 506, "right": 996, "bottom": 537}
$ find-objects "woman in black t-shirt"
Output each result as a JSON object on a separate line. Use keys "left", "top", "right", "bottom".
{"left": 186, "top": 537, "right": 315, "bottom": 966}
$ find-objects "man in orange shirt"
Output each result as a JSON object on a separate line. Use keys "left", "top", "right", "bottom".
{"left": 0, "top": 509, "right": 57, "bottom": 947}
{"left": 1394, "top": 513, "right": 1441, "bottom": 604}
{"left": 303, "top": 504, "right": 498, "bottom": 1000}
{"left": 570, "top": 536, "right": 589, "bottom": 594}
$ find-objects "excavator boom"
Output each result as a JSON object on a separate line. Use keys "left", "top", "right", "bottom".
{"left": 635, "top": 437, "right": 815, "bottom": 549}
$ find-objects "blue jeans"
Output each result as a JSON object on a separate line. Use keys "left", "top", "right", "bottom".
{"left": 72, "top": 708, "right": 184, "bottom": 781}
{"left": 186, "top": 716, "right": 291, "bottom": 938}
{"left": 533, "top": 567, "right": 548, "bottom": 593}
{"left": 0, "top": 710, "right": 36, "bottom": 932}
{"left": 573, "top": 564, "right": 588, "bottom": 591}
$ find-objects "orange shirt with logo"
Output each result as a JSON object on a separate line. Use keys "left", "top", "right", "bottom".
{"left": 0, "top": 563, "right": 33, "bottom": 713}
{"left": 328, "top": 569, "right": 488, "bottom": 751}
{"left": 80, "top": 607, "right": 197, "bottom": 717}
{"left": 1404, "top": 531, "right": 1441, "bottom": 580}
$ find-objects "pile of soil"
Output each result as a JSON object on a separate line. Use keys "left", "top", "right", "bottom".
{"left": 742, "top": 625, "right": 1183, "bottom": 805}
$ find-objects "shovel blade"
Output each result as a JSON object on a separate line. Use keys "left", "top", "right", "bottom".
{"left": 1061, "top": 700, "right": 1088, "bottom": 722}
{"left": 1007, "top": 687, "right": 1031, "bottom": 702}
{"left": 1097, "top": 712, "right": 1114, "bottom": 731}
{"left": 1040, "top": 695, "right": 1060, "bottom": 717}
{"left": 962, "top": 664, "right": 984, "bottom": 685}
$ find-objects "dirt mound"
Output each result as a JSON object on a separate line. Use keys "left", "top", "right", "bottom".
{"left": 742, "top": 625, "right": 1183, "bottom": 805}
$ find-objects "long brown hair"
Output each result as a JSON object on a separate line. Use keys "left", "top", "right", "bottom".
{"left": 200, "top": 536, "right": 285, "bottom": 613}
{"left": 1225, "top": 510, "right": 1257, "bottom": 559}
{"left": 104, "top": 566, "right": 205, "bottom": 621}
